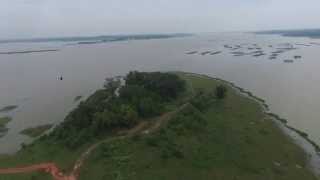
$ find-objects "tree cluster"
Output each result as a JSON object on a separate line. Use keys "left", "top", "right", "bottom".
{"left": 50, "top": 71, "right": 186, "bottom": 148}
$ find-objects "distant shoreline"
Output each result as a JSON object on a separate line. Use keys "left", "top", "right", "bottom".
{"left": 0, "top": 33, "right": 192, "bottom": 44}
{"left": 255, "top": 29, "right": 320, "bottom": 39}
{"left": 0, "top": 49, "right": 59, "bottom": 55}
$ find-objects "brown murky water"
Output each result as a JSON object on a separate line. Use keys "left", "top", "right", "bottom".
{"left": 1, "top": 33, "right": 320, "bottom": 154}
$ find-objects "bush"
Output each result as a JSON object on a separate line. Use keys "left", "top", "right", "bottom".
{"left": 190, "top": 92, "right": 214, "bottom": 111}
{"left": 215, "top": 85, "right": 227, "bottom": 99}
{"left": 168, "top": 104, "right": 207, "bottom": 136}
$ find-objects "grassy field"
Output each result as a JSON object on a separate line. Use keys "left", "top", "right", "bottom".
{"left": 0, "top": 136, "right": 93, "bottom": 180}
{"left": 0, "top": 73, "right": 318, "bottom": 180}
{"left": 79, "top": 73, "right": 317, "bottom": 180}
{"left": 0, "top": 117, "right": 11, "bottom": 127}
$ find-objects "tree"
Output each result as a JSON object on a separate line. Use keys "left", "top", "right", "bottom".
{"left": 51, "top": 71, "right": 185, "bottom": 148}
{"left": 104, "top": 77, "right": 120, "bottom": 92}
{"left": 138, "top": 97, "right": 162, "bottom": 117}
{"left": 215, "top": 85, "right": 227, "bottom": 99}
{"left": 119, "top": 105, "right": 138, "bottom": 127}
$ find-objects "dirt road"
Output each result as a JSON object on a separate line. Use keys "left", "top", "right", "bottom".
{"left": 0, "top": 104, "right": 187, "bottom": 180}
{"left": 0, "top": 163, "right": 75, "bottom": 180}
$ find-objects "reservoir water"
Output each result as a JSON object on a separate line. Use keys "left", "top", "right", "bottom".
{"left": 1, "top": 33, "right": 320, "bottom": 154}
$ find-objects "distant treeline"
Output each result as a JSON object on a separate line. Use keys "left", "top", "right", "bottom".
{"left": 256, "top": 29, "right": 320, "bottom": 38}
{"left": 0, "top": 34, "right": 192, "bottom": 44}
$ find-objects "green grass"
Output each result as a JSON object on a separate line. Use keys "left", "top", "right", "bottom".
{"left": 0, "top": 117, "right": 11, "bottom": 127}
{"left": 20, "top": 124, "right": 53, "bottom": 138}
{"left": 0, "top": 73, "right": 318, "bottom": 180}
{"left": 0, "top": 117, "right": 12, "bottom": 135}
{"left": 79, "top": 73, "right": 318, "bottom": 180}
{"left": 0, "top": 137, "right": 90, "bottom": 180}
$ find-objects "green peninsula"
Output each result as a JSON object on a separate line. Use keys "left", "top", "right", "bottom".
{"left": 0, "top": 72, "right": 317, "bottom": 180}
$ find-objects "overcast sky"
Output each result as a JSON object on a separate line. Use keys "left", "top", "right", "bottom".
{"left": 1, "top": 0, "right": 320, "bottom": 39}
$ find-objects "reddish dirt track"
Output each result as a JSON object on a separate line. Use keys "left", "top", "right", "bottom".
{"left": 0, "top": 104, "right": 187, "bottom": 180}
{"left": 0, "top": 163, "right": 76, "bottom": 180}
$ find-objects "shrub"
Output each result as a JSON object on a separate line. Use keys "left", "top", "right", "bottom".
{"left": 215, "top": 85, "right": 227, "bottom": 99}
{"left": 190, "top": 93, "right": 214, "bottom": 111}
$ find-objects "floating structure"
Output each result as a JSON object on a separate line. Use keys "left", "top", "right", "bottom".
{"left": 231, "top": 51, "right": 246, "bottom": 56}
{"left": 295, "top": 43, "right": 311, "bottom": 47}
{"left": 224, "top": 45, "right": 232, "bottom": 49}
{"left": 186, "top": 51, "right": 198, "bottom": 55}
{"left": 221, "top": 42, "right": 305, "bottom": 62}
{"left": 269, "top": 54, "right": 278, "bottom": 60}
{"left": 200, "top": 51, "right": 211, "bottom": 55}
{"left": 310, "top": 42, "right": 320, "bottom": 46}
{"left": 252, "top": 53, "right": 266, "bottom": 57}
{"left": 210, "top": 51, "right": 222, "bottom": 55}
{"left": 272, "top": 50, "right": 284, "bottom": 53}
{"left": 251, "top": 50, "right": 264, "bottom": 54}
{"left": 284, "top": 59, "right": 294, "bottom": 63}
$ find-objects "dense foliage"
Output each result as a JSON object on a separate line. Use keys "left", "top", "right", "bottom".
{"left": 126, "top": 71, "right": 186, "bottom": 100}
{"left": 50, "top": 71, "right": 186, "bottom": 148}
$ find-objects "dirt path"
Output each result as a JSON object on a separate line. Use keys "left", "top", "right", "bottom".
{"left": 0, "top": 163, "right": 75, "bottom": 180}
{"left": 71, "top": 121, "right": 148, "bottom": 177}
{"left": 0, "top": 104, "right": 187, "bottom": 180}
